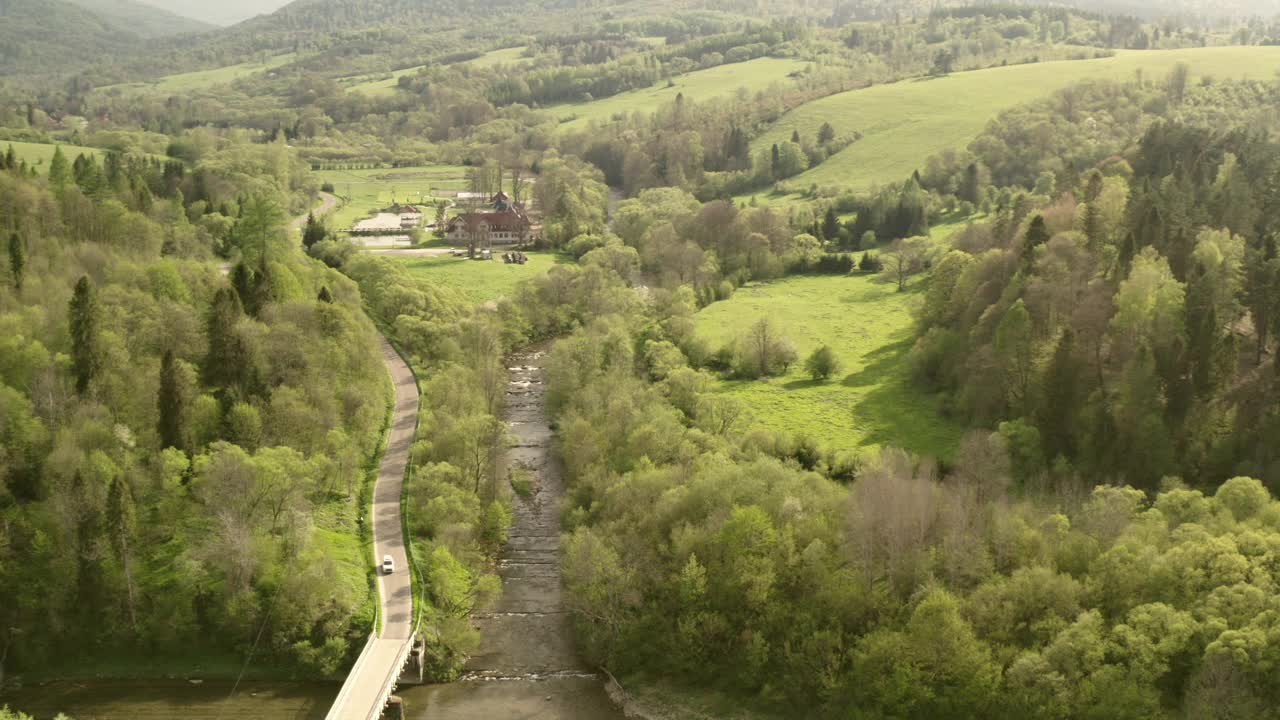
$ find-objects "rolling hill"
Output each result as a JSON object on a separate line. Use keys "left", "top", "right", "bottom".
{"left": 132, "top": 0, "right": 292, "bottom": 26}
{"left": 64, "top": 0, "right": 213, "bottom": 36}
{"left": 753, "top": 46, "right": 1280, "bottom": 196}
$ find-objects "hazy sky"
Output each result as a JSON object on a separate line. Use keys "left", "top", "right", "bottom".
{"left": 134, "top": 0, "right": 292, "bottom": 26}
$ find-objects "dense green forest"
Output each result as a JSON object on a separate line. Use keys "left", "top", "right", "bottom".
{"left": 0, "top": 137, "right": 390, "bottom": 677}
{"left": 4, "top": 0, "right": 1280, "bottom": 717}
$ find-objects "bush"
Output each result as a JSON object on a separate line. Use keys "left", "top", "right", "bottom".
{"left": 859, "top": 251, "right": 883, "bottom": 272}
{"left": 805, "top": 345, "right": 842, "bottom": 381}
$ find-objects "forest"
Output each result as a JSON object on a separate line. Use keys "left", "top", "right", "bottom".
{"left": 3, "top": 0, "right": 1280, "bottom": 717}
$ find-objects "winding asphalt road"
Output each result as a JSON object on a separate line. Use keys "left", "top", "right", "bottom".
{"left": 291, "top": 191, "right": 339, "bottom": 231}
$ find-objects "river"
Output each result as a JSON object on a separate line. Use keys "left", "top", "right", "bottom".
{"left": 399, "top": 347, "right": 626, "bottom": 719}
{"left": 1, "top": 348, "right": 624, "bottom": 720}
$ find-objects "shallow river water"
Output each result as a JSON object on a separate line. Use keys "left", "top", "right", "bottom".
{"left": 1, "top": 348, "right": 624, "bottom": 720}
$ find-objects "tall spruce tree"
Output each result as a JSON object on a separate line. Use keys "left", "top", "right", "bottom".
{"left": 8, "top": 232, "right": 23, "bottom": 290}
{"left": 1038, "top": 329, "right": 1082, "bottom": 462}
{"left": 157, "top": 350, "right": 187, "bottom": 452}
{"left": 47, "top": 145, "right": 70, "bottom": 191}
{"left": 302, "top": 211, "right": 326, "bottom": 250}
{"left": 69, "top": 275, "right": 100, "bottom": 395}
{"left": 204, "top": 287, "right": 244, "bottom": 390}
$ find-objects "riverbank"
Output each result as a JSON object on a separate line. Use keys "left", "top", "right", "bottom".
{"left": 0, "top": 680, "right": 335, "bottom": 720}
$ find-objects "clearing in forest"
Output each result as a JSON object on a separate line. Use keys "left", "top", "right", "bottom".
{"left": 316, "top": 165, "right": 469, "bottom": 230}
{"left": 342, "top": 47, "right": 532, "bottom": 96}
{"left": 556, "top": 57, "right": 811, "bottom": 131}
{"left": 750, "top": 46, "right": 1280, "bottom": 198}
{"left": 694, "top": 272, "right": 963, "bottom": 460}
{"left": 4, "top": 140, "right": 108, "bottom": 171}
{"left": 97, "top": 53, "right": 299, "bottom": 94}
{"left": 395, "top": 252, "right": 571, "bottom": 305}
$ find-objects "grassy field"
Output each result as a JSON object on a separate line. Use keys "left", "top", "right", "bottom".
{"left": 100, "top": 53, "right": 299, "bottom": 94}
{"left": 751, "top": 46, "right": 1280, "bottom": 197}
{"left": 694, "top": 273, "right": 963, "bottom": 460}
{"left": 316, "top": 165, "right": 469, "bottom": 230}
{"left": 341, "top": 65, "right": 426, "bottom": 96}
{"left": 469, "top": 46, "right": 531, "bottom": 68}
{"left": 397, "top": 253, "right": 571, "bottom": 305}
{"left": 4, "top": 140, "right": 110, "bottom": 173}
{"left": 342, "top": 47, "right": 532, "bottom": 95}
{"left": 556, "top": 57, "right": 811, "bottom": 131}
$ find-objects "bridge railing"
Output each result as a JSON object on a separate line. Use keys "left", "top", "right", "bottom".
{"left": 325, "top": 632, "right": 377, "bottom": 720}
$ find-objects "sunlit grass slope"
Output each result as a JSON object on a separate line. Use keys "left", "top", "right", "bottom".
{"left": 754, "top": 46, "right": 1280, "bottom": 194}
{"left": 556, "top": 57, "right": 811, "bottom": 131}
{"left": 694, "top": 273, "right": 963, "bottom": 460}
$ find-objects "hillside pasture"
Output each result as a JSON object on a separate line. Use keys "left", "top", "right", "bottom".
{"left": 317, "top": 165, "right": 469, "bottom": 231}
{"left": 99, "top": 53, "right": 299, "bottom": 94}
{"left": 555, "top": 57, "right": 811, "bottom": 131}
{"left": 751, "top": 46, "right": 1280, "bottom": 197}
{"left": 5, "top": 140, "right": 108, "bottom": 173}
{"left": 341, "top": 65, "right": 427, "bottom": 97}
{"left": 693, "top": 273, "right": 963, "bottom": 460}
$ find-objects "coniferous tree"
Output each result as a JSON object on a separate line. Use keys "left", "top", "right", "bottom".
{"left": 302, "top": 211, "right": 326, "bottom": 250}
{"left": 69, "top": 275, "right": 100, "bottom": 395}
{"left": 1023, "top": 214, "right": 1050, "bottom": 262}
{"left": 47, "top": 145, "right": 70, "bottom": 191}
{"left": 1038, "top": 329, "right": 1082, "bottom": 462}
{"left": 204, "top": 287, "right": 244, "bottom": 390}
{"left": 770, "top": 143, "right": 781, "bottom": 180}
{"left": 791, "top": 129, "right": 801, "bottom": 145}
{"left": 822, "top": 207, "right": 841, "bottom": 243}
{"left": 8, "top": 232, "right": 23, "bottom": 290}
{"left": 817, "top": 122, "right": 836, "bottom": 145}
{"left": 158, "top": 350, "right": 187, "bottom": 452}
{"left": 318, "top": 286, "right": 334, "bottom": 303}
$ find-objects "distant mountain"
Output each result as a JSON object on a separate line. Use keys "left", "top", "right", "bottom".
{"left": 64, "top": 0, "right": 214, "bottom": 36}
{"left": 130, "top": 0, "right": 294, "bottom": 26}
{"left": 0, "top": 0, "right": 138, "bottom": 78}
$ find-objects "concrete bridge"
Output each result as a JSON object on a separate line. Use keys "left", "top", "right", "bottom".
{"left": 325, "top": 337, "right": 422, "bottom": 720}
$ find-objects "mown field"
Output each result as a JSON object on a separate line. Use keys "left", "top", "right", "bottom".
{"left": 751, "top": 46, "right": 1280, "bottom": 197}
{"left": 694, "top": 273, "right": 963, "bottom": 460}
{"left": 5, "top": 139, "right": 109, "bottom": 172}
{"left": 316, "top": 165, "right": 469, "bottom": 230}
{"left": 556, "top": 57, "right": 811, "bottom": 131}
{"left": 396, "top": 252, "right": 570, "bottom": 305}
{"left": 98, "top": 53, "right": 299, "bottom": 94}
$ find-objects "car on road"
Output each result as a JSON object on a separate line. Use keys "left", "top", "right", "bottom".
{"left": 381, "top": 555, "right": 394, "bottom": 575}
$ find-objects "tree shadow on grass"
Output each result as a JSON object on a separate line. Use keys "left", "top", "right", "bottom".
{"left": 783, "top": 378, "right": 827, "bottom": 390}
{"left": 839, "top": 337, "right": 961, "bottom": 460}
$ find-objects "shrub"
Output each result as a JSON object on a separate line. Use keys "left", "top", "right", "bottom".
{"left": 805, "top": 345, "right": 842, "bottom": 381}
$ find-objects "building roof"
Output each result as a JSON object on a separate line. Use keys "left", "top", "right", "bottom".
{"left": 447, "top": 208, "right": 530, "bottom": 233}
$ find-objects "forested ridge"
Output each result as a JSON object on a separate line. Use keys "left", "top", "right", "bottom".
{"left": 534, "top": 118, "right": 1280, "bottom": 716}
{"left": 5, "top": 0, "right": 1280, "bottom": 716}
{"left": 0, "top": 136, "right": 390, "bottom": 678}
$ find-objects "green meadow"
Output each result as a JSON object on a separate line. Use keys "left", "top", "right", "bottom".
{"left": 341, "top": 66, "right": 427, "bottom": 97}
{"left": 342, "top": 47, "right": 531, "bottom": 96}
{"left": 752, "top": 46, "right": 1280, "bottom": 196}
{"left": 316, "top": 165, "right": 469, "bottom": 230}
{"left": 4, "top": 140, "right": 107, "bottom": 171}
{"left": 556, "top": 56, "right": 811, "bottom": 131}
{"left": 694, "top": 273, "right": 963, "bottom": 460}
{"left": 468, "top": 46, "right": 531, "bottom": 68}
{"left": 100, "top": 53, "right": 299, "bottom": 94}
{"left": 396, "top": 252, "right": 571, "bottom": 305}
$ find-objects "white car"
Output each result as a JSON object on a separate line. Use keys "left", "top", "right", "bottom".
{"left": 381, "top": 555, "right": 395, "bottom": 575}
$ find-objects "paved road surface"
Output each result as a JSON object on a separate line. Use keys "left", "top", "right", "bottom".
{"left": 291, "top": 191, "right": 339, "bottom": 230}
{"left": 329, "top": 337, "right": 420, "bottom": 720}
